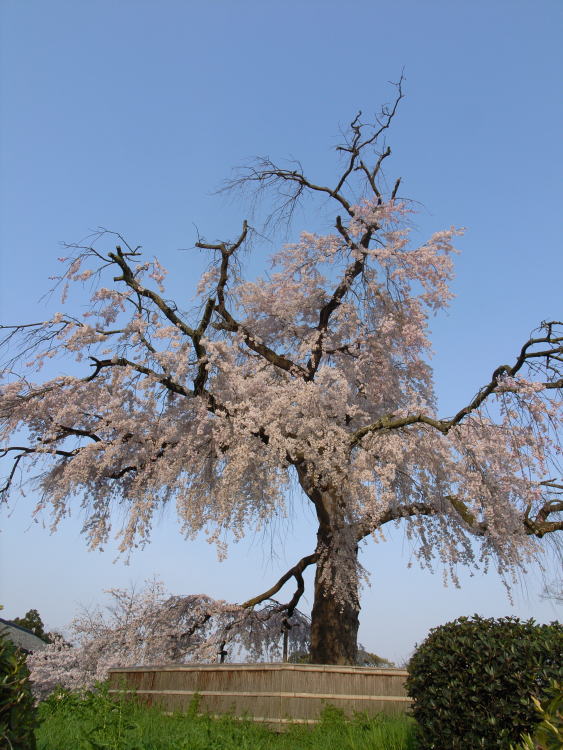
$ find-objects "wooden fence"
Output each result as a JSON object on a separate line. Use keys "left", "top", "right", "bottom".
{"left": 107, "top": 663, "right": 411, "bottom": 726}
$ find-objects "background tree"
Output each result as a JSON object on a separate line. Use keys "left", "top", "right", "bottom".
{"left": 357, "top": 649, "right": 395, "bottom": 668}
{"left": 287, "top": 647, "right": 393, "bottom": 667}
{"left": 541, "top": 581, "right": 563, "bottom": 605}
{"left": 1, "top": 82, "right": 562, "bottom": 664}
{"left": 10, "top": 609, "right": 49, "bottom": 643}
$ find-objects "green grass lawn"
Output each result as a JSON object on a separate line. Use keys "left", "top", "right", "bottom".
{"left": 35, "top": 685, "right": 420, "bottom": 750}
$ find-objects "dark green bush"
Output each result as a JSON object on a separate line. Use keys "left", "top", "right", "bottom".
{"left": 405, "top": 615, "right": 563, "bottom": 750}
{"left": 0, "top": 630, "right": 38, "bottom": 750}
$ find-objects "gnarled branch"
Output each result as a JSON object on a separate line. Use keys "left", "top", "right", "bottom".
{"left": 351, "top": 321, "right": 563, "bottom": 446}
{"left": 356, "top": 493, "right": 562, "bottom": 541}
{"left": 241, "top": 552, "right": 318, "bottom": 612}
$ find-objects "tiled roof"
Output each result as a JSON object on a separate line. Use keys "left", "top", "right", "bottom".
{"left": 0, "top": 617, "right": 48, "bottom": 653}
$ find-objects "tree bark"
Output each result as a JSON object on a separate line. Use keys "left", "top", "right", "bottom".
{"left": 294, "top": 467, "right": 361, "bottom": 665}
{"left": 309, "top": 521, "right": 360, "bottom": 665}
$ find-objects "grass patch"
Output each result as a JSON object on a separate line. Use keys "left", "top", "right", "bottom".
{"left": 35, "top": 684, "right": 419, "bottom": 749}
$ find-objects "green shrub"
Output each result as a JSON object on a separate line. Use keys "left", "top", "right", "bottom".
{"left": 405, "top": 615, "right": 563, "bottom": 750}
{"left": 511, "top": 680, "right": 562, "bottom": 750}
{"left": 0, "top": 629, "right": 39, "bottom": 750}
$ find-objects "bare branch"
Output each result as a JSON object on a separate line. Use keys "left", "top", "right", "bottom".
{"left": 0, "top": 444, "right": 79, "bottom": 497}
{"left": 220, "top": 77, "right": 405, "bottom": 232}
{"left": 241, "top": 553, "right": 318, "bottom": 609}
{"left": 334, "top": 73, "right": 404, "bottom": 198}
{"left": 222, "top": 160, "right": 353, "bottom": 224}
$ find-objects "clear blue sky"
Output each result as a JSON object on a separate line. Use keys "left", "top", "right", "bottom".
{"left": 1, "top": 0, "right": 561, "bottom": 663}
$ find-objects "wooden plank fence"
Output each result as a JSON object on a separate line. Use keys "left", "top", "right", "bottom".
{"left": 107, "top": 663, "right": 411, "bottom": 727}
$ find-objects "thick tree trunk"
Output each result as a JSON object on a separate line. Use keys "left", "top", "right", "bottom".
{"left": 294, "top": 467, "right": 361, "bottom": 665}
{"left": 310, "top": 566, "right": 360, "bottom": 664}
{"left": 309, "top": 522, "right": 360, "bottom": 665}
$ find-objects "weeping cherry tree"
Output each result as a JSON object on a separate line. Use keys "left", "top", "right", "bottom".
{"left": 1, "top": 82, "right": 562, "bottom": 664}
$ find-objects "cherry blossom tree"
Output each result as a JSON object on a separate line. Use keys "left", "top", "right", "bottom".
{"left": 2, "top": 81, "right": 562, "bottom": 664}
{"left": 27, "top": 580, "right": 310, "bottom": 699}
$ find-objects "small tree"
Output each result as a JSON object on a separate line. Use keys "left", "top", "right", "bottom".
{"left": 1, "top": 81, "right": 562, "bottom": 664}
{"left": 10, "top": 609, "right": 49, "bottom": 642}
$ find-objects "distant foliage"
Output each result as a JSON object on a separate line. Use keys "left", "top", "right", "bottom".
{"left": 288, "top": 646, "right": 394, "bottom": 667}
{"left": 27, "top": 579, "right": 310, "bottom": 700}
{"left": 0, "top": 628, "right": 38, "bottom": 750}
{"left": 356, "top": 647, "right": 395, "bottom": 667}
{"left": 406, "top": 615, "right": 563, "bottom": 750}
{"left": 10, "top": 608, "right": 50, "bottom": 642}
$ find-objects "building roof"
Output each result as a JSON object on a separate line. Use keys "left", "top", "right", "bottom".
{"left": 0, "top": 617, "right": 48, "bottom": 653}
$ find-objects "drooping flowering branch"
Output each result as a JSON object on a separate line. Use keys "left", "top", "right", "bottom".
{"left": 27, "top": 580, "right": 311, "bottom": 700}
